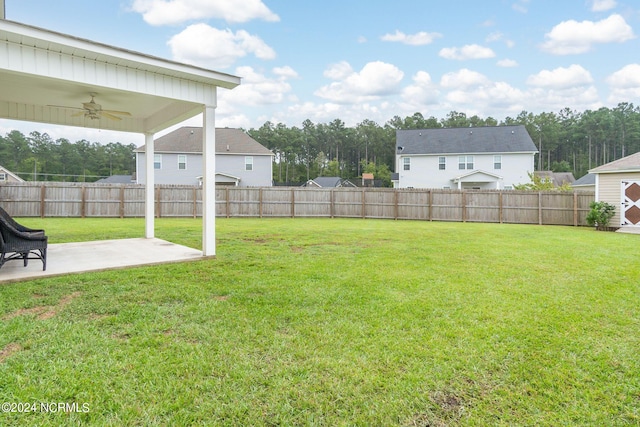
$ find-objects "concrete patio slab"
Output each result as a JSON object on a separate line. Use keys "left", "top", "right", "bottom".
{"left": 616, "top": 227, "right": 640, "bottom": 234}
{"left": 0, "top": 238, "right": 208, "bottom": 284}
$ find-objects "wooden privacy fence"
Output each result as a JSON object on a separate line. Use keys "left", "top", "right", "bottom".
{"left": 0, "top": 182, "right": 595, "bottom": 226}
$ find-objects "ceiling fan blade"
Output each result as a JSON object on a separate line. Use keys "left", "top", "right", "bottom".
{"left": 70, "top": 111, "right": 85, "bottom": 117}
{"left": 47, "top": 104, "right": 84, "bottom": 111}
{"left": 101, "top": 109, "right": 132, "bottom": 116}
{"left": 100, "top": 112, "right": 123, "bottom": 121}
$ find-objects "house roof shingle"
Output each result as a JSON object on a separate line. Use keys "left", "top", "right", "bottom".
{"left": 135, "top": 127, "right": 273, "bottom": 156}
{"left": 396, "top": 125, "right": 538, "bottom": 155}
{"left": 572, "top": 173, "right": 595, "bottom": 186}
{"left": 589, "top": 151, "right": 640, "bottom": 173}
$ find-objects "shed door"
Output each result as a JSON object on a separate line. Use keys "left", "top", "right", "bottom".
{"left": 621, "top": 181, "right": 640, "bottom": 226}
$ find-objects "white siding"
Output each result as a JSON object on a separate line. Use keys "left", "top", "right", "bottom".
{"left": 596, "top": 172, "right": 640, "bottom": 226}
{"left": 396, "top": 153, "right": 534, "bottom": 189}
{"left": 136, "top": 152, "right": 272, "bottom": 187}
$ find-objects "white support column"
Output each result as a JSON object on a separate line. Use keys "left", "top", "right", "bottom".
{"left": 144, "top": 132, "right": 155, "bottom": 238}
{"left": 202, "top": 103, "right": 217, "bottom": 256}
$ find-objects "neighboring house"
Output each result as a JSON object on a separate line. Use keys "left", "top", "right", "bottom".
{"left": 572, "top": 173, "right": 595, "bottom": 192}
{"left": 394, "top": 125, "right": 538, "bottom": 190}
{"left": 303, "top": 177, "right": 357, "bottom": 188}
{"left": 0, "top": 165, "right": 24, "bottom": 183}
{"left": 96, "top": 175, "right": 134, "bottom": 184}
{"left": 362, "top": 173, "right": 375, "bottom": 187}
{"left": 589, "top": 151, "right": 640, "bottom": 228}
{"left": 534, "top": 171, "right": 575, "bottom": 187}
{"left": 135, "top": 127, "right": 274, "bottom": 187}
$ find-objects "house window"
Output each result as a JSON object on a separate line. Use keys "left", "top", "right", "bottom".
{"left": 494, "top": 155, "right": 502, "bottom": 170}
{"left": 245, "top": 156, "right": 253, "bottom": 171}
{"left": 439, "top": 156, "right": 446, "bottom": 170}
{"left": 458, "top": 155, "right": 474, "bottom": 170}
{"left": 178, "top": 155, "right": 187, "bottom": 170}
{"left": 403, "top": 157, "right": 410, "bottom": 171}
{"left": 154, "top": 154, "right": 162, "bottom": 169}
{"left": 0, "top": 173, "right": 5, "bottom": 181}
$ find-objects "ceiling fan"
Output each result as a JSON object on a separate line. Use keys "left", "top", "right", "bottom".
{"left": 50, "top": 93, "right": 132, "bottom": 121}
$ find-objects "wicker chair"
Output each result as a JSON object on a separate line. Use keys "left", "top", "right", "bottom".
{"left": 0, "top": 207, "right": 47, "bottom": 271}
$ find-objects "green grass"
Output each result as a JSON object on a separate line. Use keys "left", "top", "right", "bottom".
{"left": 1, "top": 218, "right": 639, "bottom": 426}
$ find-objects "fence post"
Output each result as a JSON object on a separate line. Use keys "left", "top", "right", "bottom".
{"left": 538, "top": 192, "right": 542, "bottom": 225}
{"left": 40, "top": 185, "right": 46, "bottom": 218}
{"left": 291, "top": 187, "right": 295, "bottom": 218}
{"left": 155, "top": 186, "right": 161, "bottom": 218}
{"left": 259, "top": 187, "right": 263, "bottom": 218}
{"left": 225, "top": 187, "right": 230, "bottom": 218}
{"left": 428, "top": 190, "right": 433, "bottom": 221}
{"left": 394, "top": 190, "right": 399, "bottom": 220}
{"left": 119, "top": 186, "right": 125, "bottom": 218}
{"left": 462, "top": 191, "right": 467, "bottom": 222}
{"left": 573, "top": 191, "right": 578, "bottom": 226}
{"left": 81, "top": 185, "right": 86, "bottom": 218}
{"left": 362, "top": 189, "right": 366, "bottom": 219}
{"left": 330, "top": 189, "right": 335, "bottom": 218}
{"left": 499, "top": 191, "right": 503, "bottom": 224}
{"left": 192, "top": 187, "right": 197, "bottom": 218}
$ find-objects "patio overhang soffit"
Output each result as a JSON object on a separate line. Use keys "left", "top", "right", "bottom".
{"left": 452, "top": 170, "right": 503, "bottom": 183}
{"left": 0, "top": 19, "right": 241, "bottom": 135}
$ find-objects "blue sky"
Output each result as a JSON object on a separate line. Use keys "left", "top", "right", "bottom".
{"left": 2, "top": 0, "right": 640, "bottom": 145}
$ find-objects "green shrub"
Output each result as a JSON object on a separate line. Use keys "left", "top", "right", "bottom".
{"left": 586, "top": 201, "right": 616, "bottom": 229}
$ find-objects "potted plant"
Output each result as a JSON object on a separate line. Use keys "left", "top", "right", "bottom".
{"left": 586, "top": 201, "right": 617, "bottom": 231}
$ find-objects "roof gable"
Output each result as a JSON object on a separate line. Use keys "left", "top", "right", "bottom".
{"left": 136, "top": 127, "right": 273, "bottom": 156}
{"left": 589, "top": 151, "right": 640, "bottom": 173}
{"left": 453, "top": 170, "right": 503, "bottom": 181}
{"left": 396, "top": 125, "right": 538, "bottom": 155}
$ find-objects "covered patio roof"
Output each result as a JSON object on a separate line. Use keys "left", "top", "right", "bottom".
{"left": 0, "top": 18, "right": 241, "bottom": 256}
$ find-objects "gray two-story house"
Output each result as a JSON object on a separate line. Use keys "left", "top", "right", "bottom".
{"left": 394, "top": 125, "right": 538, "bottom": 190}
{"left": 135, "top": 127, "right": 274, "bottom": 187}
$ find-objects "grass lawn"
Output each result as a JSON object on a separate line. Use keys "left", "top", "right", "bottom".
{"left": 1, "top": 217, "right": 639, "bottom": 426}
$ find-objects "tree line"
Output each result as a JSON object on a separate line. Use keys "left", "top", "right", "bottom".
{"left": 0, "top": 130, "right": 136, "bottom": 182}
{"left": 3, "top": 102, "right": 639, "bottom": 185}
{"left": 247, "top": 102, "right": 640, "bottom": 186}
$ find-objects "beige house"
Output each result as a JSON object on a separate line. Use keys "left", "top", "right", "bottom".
{"left": 0, "top": 165, "right": 24, "bottom": 183}
{"left": 590, "top": 152, "right": 640, "bottom": 228}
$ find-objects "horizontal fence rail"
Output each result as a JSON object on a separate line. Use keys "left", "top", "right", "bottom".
{"left": 0, "top": 182, "right": 595, "bottom": 226}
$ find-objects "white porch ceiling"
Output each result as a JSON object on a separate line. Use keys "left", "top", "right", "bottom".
{"left": 0, "top": 19, "right": 240, "bottom": 135}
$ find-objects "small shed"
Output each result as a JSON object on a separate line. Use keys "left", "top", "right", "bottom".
{"left": 534, "top": 171, "right": 575, "bottom": 187}
{"left": 590, "top": 152, "right": 640, "bottom": 228}
{"left": 0, "top": 165, "right": 24, "bottom": 183}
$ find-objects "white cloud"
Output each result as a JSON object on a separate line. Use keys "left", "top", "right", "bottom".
{"left": 523, "top": 65, "right": 600, "bottom": 111}
{"left": 606, "top": 64, "right": 640, "bottom": 102}
{"left": 497, "top": 59, "right": 518, "bottom": 67}
{"left": 167, "top": 24, "right": 275, "bottom": 69}
{"left": 440, "top": 69, "right": 491, "bottom": 89}
{"left": 540, "top": 14, "right": 635, "bottom": 55}
{"left": 486, "top": 31, "right": 515, "bottom": 48}
{"left": 401, "top": 71, "right": 440, "bottom": 108}
{"left": 591, "top": 0, "right": 617, "bottom": 12}
{"left": 512, "top": 0, "right": 530, "bottom": 13}
{"left": 130, "top": 0, "right": 279, "bottom": 25}
{"left": 445, "top": 81, "right": 526, "bottom": 111}
{"left": 221, "top": 66, "right": 296, "bottom": 107}
{"left": 323, "top": 61, "right": 354, "bottom": 80}
{"left": 438, "top": 44, "right": 496, "bottom": 60}
{"left": 381, "top": 30, "right": 442, "bottom": 46}
{"left": 273, "top": 66, "right": 299, "bottom": 80}
{"left": 315, "top": 61, "right": 404, "bottom": 103}
{"left": 606, "top": 64, "right": 640, "bottom": 88}
{"left": 526, "top": 64, "right": 594, "bottom": 89}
